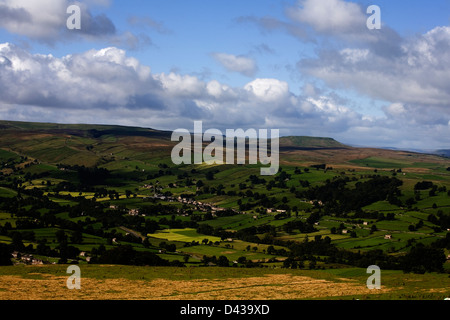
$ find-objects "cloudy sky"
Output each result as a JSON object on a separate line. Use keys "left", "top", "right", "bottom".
{"left": 0, "top": 0, "right": 449, "bottom": 150}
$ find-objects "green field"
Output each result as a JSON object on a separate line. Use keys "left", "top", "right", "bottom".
{"left": 0, "top": 120, "right": 449, "bottom": 300}
{"left": 151, "top": 228, "right": 222, "bottom": 243}
{"left": 350, "top": 157, "right": 410, "bottom": 169}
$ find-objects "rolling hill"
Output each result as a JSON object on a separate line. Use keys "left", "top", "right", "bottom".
{"left": 0, "top": 119, "right": 449, "bottom": 301}
{"left": 0, "top": 119, "right": 447, "bottom": 170}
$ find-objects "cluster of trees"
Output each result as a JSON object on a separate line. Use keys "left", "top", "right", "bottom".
{"left": 196, "top": 224, "right": 234, "bottom": 241}
{"left": 278, "top": 235, "right": 447, "bottom": 273}
{"left": 282, "top": 220, "right": 316, "bottom": 234}
{"left": 89, "top": 245, "right": 183, "bottom": 266}
{"left": 0, "top": 243, "right": 12, "bottom": 266}
{"left": 428, "top": 211, "right": 450, "bottom": 230}
{"left": 56, "top": 164, "right": 110, "bottom": 186}
{"left": 201, "top": 255, "right": 230, "bottom": 267}
{"left": 301, "top": 175, "right": 403, "bottom": 214}
{"left": 352, "top": 210, "right": 396, "bottom": 221}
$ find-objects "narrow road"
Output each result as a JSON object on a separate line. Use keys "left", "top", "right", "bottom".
{"left": 119, "top": 226, "right": 146, "bottom": 241}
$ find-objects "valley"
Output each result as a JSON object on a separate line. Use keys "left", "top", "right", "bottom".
{"left": 0, "top": 120, "right": 449, "bottom": 300}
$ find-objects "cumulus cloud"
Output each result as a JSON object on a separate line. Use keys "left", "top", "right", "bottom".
{"left": 287, "top": 0, "right": 366, "bottom": 35}
{"left": 0, "top": 0, "right": 150, "bottom": 50}
{"left": 244, "top": 78, "right": 289, "bottom": 103}
{"left": 239, "top": 0, "right": 402, "bottom": 56}
{"left": 298, "top": 26, "right": 450, "bottom": 122}
{"left": 211, "top": 53, "right": 258, "bottom": 77}
{"left": 0, "top": 43, "right": 158, "bottom": 109}
{"left": 0, "top": 42, "right": 368, "bottom": 135}
{"left": 0, "top": 0, "right": 69, "bottom": 41}
{"left": 0, "top": 39, "right": 448, "bottom": 149}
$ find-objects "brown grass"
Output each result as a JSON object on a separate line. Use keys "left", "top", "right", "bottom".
{"left": 280, "top": 147, "right": 448, "bottom": 168}
{"left": 0, "top": 274, "right": 393, "bottom": 300}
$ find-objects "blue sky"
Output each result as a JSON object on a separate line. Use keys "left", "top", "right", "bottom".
{"left": 0, "top": 0, "right": 449, "bottom": 149}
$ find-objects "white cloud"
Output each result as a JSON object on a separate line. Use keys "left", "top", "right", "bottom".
{"left": 0, "top": 0, "right": 67, "bottom": 41}
{"left": 340, "top": 48, "right": 369, "bottom": 63}
{"left": 211, "top": 53, "right": 258, "bottom": 77}
{"left": 244, "top": 78, "right": 289, "bottom": 102}
{"left": 385, "top": 103, "right": 406, "bottom": 117}
{"left": 0, "top": 42, "right": 449, "bottom": 149}
{"left": 156, "top": 72, "right": 205, "bottom": 98}
{"left": 0, "top": 0, "right": 152, "bottom": 50}
{"left": 287, "top": 0, "right": 366, "bottom": 34}
{"left": 300, "top": 26, "right": 450, "bottom": 115}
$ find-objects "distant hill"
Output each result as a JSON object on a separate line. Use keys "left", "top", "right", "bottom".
{"left": 0, "top": 120, "right": 173, "bottom": 139}
{"left": 0, "top": 120, "right": 447, "bottom": 169}
{"left": 435, "top": 149, "right": 450, "bottom": 157}
{"left": 0, "top": 120, "right": 174, "bottom": 167}
{"left": 279, "top": 136, "right": 348, "bottom": 150}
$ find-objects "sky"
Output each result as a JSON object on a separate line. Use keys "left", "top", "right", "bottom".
{"left": 0, "top": 0, "right": 449, "bottom": 150}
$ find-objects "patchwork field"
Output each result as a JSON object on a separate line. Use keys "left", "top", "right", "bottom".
{"left": 151, "top": 228, "right": 223, "bottom": 243}
{"left": 0, "top": 120, "right": 449, "bottom": 301}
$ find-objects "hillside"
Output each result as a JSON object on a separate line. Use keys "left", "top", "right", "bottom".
{"left": 0, "top": 119, "right": 449, "bottom": 295}
{"left": 0, "top": 119, "right": 446, "bottom": 168}
{"left": 280, "top": 136, "right": 348, "bottom": 149}
{"left": 0, "top": 120, "right": 174, "bottom": 167}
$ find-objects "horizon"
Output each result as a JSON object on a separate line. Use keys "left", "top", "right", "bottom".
{"left": 2, "top": 118, "right": 447, "bottom": 155}
{"left": 0, "top": 1, "right": 449, "bottom": 150}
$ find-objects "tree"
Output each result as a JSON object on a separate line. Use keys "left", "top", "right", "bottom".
{"left": 283, "top": 259, "right": 291, "bottom": 269}
{"left": 402, "top": 244, "right": 446, "bottom": 273}
{"left": 70, "top": 230, "right": 83, "bottom": 244}
{"left": 217, "top": 255, "right": 229, "bottom": 267}
{"left": 96, "top": 245, "right": 169, "bottom": 266}
{"left": 11, "top": 232, "right": 25, "bottom": 251}
{"left": 142, "top": 238, "right": 150, "bottom": 248}
{"left": 237, "top": 256, "right": 247, "bottom": 264}
{"left": 196, "top": 180, "right": 204, "bottom": 188}
{"left": 405, "top": 197, "right": 416, "bottom": 208}
{"left": 0, "top": 243, "right": 12, "bottom": 266}
{"left": 166, "top": 244, "right": 176, "bottom": 252}
{"left": 56, "top": 230, "right": 67, "bottom": 244}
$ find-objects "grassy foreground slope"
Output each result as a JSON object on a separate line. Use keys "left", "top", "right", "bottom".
{"left": 0, "top": 265, "right": 448, "bottom": 300}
